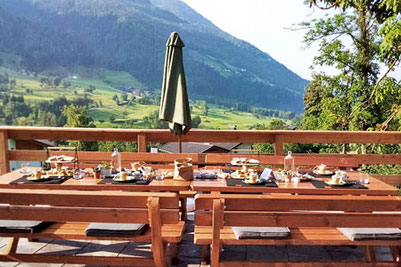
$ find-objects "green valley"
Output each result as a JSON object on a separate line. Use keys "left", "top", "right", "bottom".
{"left": 1, "top": 67, "right": 292, "bottom": 130}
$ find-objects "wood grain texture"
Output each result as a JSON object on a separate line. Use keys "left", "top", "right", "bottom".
{"left": 195, "top": 193, "right": 401, "bottom": 265}
{"left": 195, "top": 194, "right": 401, "bottom": 212}
{"left": 0, "top": 188, "right": 179, "bottom": 208}
{"left": 0, "top": 130, "right": 9, "bottom": 175}
{"left": 148, "top": 197, "right": 168, "bottom": 267}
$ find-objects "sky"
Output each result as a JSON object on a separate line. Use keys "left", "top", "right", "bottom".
{"left": 181, "top": 0, "right": 400, "bottom": 81}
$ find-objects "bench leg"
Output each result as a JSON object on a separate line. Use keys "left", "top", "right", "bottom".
{"left": 170, "top": 243, "right": 179, "bottom": 265}
{"left": 210, "top": 243, "right": 220, "bottom": 267}
{"left": 201, "top": 245, "right": 210, "bottom": 266}
{"left": 364, "top": 246, "right": 376, "bottom": 262}
{"left": 390, "top": 246, "right": 401, "bottom": 262}
{"left": 152, "top": 242, "right": 168, "bottom": 267}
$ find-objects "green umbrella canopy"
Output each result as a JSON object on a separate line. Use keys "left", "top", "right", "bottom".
{"left": 159, "top": 32, "right": 192, "bottom": 136}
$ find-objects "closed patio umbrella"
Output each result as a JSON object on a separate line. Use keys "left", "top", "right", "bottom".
{"left": 159, "top": 32, "right": 191, "bottom": 153}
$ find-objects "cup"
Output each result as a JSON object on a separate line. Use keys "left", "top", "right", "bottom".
{"left": 33, "top": 170, "right": 42, "bottom": 180}
{"left": 120, "top": 171, "right": 128, "bottom": 181}
{"left": 313, "top": 164, "right": 327, "bottom": 174}
{"left": 131, "top": 161, "right": 145, "bottom": 171}
{"left": 155, "top": 170, "right": 165, "bottom": 181}
{"left": 331, "top": 175, "right": 341, "bottom": 185}
{"left": 248, "top": 172, "right": 258, "bottom": 183}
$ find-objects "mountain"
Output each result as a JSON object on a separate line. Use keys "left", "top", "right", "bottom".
{"left": 0, "top": 0, "right": 308, "bottom": 112}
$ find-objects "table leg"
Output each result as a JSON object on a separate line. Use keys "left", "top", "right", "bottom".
{"left": 179, "top": 197, "right": 187, "bottom": 221}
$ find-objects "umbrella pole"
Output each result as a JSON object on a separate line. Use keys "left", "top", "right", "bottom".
{"left": 178, "top": 135, "right": 182, "bottom": 153}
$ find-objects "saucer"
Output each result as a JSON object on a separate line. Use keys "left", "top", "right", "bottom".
{"left": 313, "top": 170, "right": 334, "bottom": 176}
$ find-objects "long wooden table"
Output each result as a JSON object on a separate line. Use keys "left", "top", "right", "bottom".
{"left": 0, "top": 168, "right": 190, "bottom": 192}
{"left": 191, "top": 171, "right": 398, "bottom": 196}
{"left": 0, "top": 168, "right": 191, "bottom": 221}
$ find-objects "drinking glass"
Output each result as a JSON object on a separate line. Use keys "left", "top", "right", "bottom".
{"left": 155, "top": 170, "right": 164, "bottom": 181}
{"left": 359, "top": 172, "right": 370, "bottom": 184}
{"left": 20, "top": 162, "right": 31, "bottom": 174}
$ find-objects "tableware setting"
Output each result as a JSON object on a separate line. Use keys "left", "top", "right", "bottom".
{"left": 312, "top": 164, "right": 334, "bottom": 176}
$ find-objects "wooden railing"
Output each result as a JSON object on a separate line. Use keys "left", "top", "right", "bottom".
{"left": 0, "top": 126, "right": 400, "bottom": 184}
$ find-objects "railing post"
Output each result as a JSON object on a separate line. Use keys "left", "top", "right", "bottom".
{"left": 137, "top": 133, "right": 147, "bottom": 153}
{"left": 274, "top": 134, "right": 284, "bottom": 156}
{"left": 0, "top": 130, "right": 10, "bottom": 174}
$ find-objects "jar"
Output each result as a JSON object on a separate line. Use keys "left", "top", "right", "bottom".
{"left": 111, "top": 148, "right": 122, "bottom": 172}
{"left": 284, "top": 151, "right": 295, "bottom": 175}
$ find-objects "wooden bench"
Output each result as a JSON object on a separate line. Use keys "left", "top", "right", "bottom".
{"left": 194, "top": 194, "right": 401, "bottom": 266}
{"left": 0, "top": 189, "right": 185, "bottom": 267}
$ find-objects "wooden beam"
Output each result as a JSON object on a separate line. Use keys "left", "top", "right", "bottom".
{"left": 3, "top": 126, "right": 400, "bottom": 144}
{"left": 0, "top": 130, "right": 10, "bottom": 175}
{"left": 274, "top": 134, "right": 284, "bottom": 155}
{"left": 137, "top": 133, "right": 147, "bottom": 153}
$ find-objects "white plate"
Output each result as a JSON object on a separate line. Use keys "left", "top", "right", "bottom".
{"left": 230, "top": 173, "right": 247, "bottom": 179}
{"left": 113, "top": 174, "right": 137, "bottom": 182}
{"left": 243, "top": 179, "right": 262, "bottom": 185}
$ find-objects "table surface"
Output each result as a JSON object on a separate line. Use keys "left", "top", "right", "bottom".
{"left": 191, "top": 171, "right": 398, "bottom": 196}
{"left": 0, "top": 168, "right": 190, "bottom": 192}
{"left": 0, "top": 168, "right": 398, "bottom": 196}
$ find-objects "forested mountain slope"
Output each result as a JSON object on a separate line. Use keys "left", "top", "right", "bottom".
{"left": 0, "top": 0, "right": 308, "bottom": 112}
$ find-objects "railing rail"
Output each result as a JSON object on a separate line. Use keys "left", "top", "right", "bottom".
{"left": 1, "top": 126, "right": 400, "bottom": 178}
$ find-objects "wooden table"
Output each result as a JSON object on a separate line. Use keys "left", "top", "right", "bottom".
{"left": 0, "top": 168, "right": 190, "bottom": 192}
{"left": 0, "top": 168, "right": 191, "bottom": 221}
{"left": 191, "top": 171, "right": 398, "bottom": 196}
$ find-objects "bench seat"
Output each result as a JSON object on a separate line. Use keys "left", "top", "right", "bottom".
{"left": 0, "top": 221, "right": 185, "bottom": 243}
{"left": 194, "top": 226, "right": 401, "bottom": 246}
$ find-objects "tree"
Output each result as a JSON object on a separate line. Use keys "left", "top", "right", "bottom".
{"left": 61, "top": 80, "right": 71, "bottom": 88}
{"left": 122, "top": 93, "right": 128, "bottom": 101}
{"left": 302, "top": 0, "right": 401, "bottom": 132}
{"left": 62, "top": 104, "right": 98, "bottom": 151}
{"left": 192, "top": 115, "right": 202, "bottom": 128}
{"left": 52, "top": 76, "right": 62, "bottom": 87}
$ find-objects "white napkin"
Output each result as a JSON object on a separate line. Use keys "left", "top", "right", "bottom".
{"left": 259, "top": 168, "right": 273, "bottom": 181}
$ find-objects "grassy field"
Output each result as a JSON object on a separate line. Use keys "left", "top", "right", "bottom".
{"left": 3, "top": 67, "right": 280, "bottom": 130}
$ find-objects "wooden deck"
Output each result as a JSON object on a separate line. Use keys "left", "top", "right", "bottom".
{"left": 0, "top": 215, "right": 396, "bottom": 267}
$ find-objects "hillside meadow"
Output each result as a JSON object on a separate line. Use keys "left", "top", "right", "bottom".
{"left": 4, "top": 70, "right": 282, "bottom": 130}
